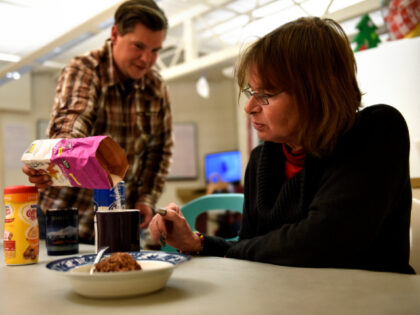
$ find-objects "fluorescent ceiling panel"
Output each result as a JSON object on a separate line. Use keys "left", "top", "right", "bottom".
{"left": 212, "top": 15, "right": 250, "bottom": 35}
{"left": 0, "top": 0, "right": 120, "bottom": 56}
{"left": 0, "top": 53, "right": 20, "bottom": 62}
{"left": 226, "top": 0, "right": 257, "bottom": 13}
{"left": 258, "top": 0, "right": 278, "bottom": 5}
{"left": 202, "top": 9, "right": 236, "bottom": 28}
{"left": 167, "top": 3, "right": 209, "bottom": 26}
{"left": 329, "top": 0, "right": 365, "bottom": 12}
{"left": 252, "top": 0, "right": 294, "bottom": 19}
{"left": 300, "top": 0, "right": 334, "bottom": 16}
{"left": 244, "top": 5, "right": 305, "bottom": 40}
{"left": 219, "top": 28, "right": 244, "bottom": 46}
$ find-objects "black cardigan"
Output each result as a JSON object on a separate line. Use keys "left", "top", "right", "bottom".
{"left": 202, "top": 104, "right": 414, "bottom": 274}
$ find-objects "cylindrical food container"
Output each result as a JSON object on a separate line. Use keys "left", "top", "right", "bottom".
{"left": 3, "top": 185, "right": 39, "bottom": 265}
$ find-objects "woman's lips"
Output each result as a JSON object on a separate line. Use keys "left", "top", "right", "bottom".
{"left": 252, "top": 121, "right": 265, "bottom": 131}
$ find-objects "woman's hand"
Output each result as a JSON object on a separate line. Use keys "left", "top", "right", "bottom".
{"left": 22, "top": 165, "right": 52, "bottom": 189}
{"left": 149, "top": 202, "right": 202, "bottom": 252}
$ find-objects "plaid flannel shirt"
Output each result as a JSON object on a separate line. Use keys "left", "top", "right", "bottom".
{"left": 39, "top": 40, "right": 173, "bottom": 243}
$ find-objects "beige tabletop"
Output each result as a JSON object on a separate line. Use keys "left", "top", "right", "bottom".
{"left": 1, "top": 241, "right": 420, "bottom": 315}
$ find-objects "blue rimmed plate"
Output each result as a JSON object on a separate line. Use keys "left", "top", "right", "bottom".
{"left": 46, "top": 251, "right": 190, "bottom": 298}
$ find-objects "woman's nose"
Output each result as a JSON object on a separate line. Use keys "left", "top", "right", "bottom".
{"left": 244, "top": 97, "right": 260, "bottom": 114}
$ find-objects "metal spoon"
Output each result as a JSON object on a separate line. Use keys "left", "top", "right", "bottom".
{"left": 152, "top": 207, "right": 167, "bottom": 216}
{"left": 89, "top": 246, "right": 109, "bottom": 275}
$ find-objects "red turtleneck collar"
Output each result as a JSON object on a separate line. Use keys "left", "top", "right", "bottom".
{"left": 282, "top": 144, "right": 306, "bottom": 180}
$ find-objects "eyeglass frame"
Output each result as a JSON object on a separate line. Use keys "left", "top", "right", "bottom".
{"left": 241, "top": 87, "right": 282, "bottom": 105}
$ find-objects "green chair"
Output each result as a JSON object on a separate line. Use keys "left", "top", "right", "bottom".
{"left": 161, "top": 193, "right": 244, "bottom": 252}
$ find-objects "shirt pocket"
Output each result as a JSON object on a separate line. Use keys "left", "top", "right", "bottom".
{"left": 136, "top": 105, "right": 162, "bottom": 136}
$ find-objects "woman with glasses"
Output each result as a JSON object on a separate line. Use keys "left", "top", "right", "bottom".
{"left": 149, "top": 17, "right": 414, "bottom": 274}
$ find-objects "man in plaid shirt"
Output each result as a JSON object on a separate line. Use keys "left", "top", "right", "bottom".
{"left": 23, "top": 0, "right": 173, "bottom": 243}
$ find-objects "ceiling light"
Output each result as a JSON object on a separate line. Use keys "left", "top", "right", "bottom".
{"left": 243, "top": 6, "right": 303, "bottom": 40}
{"left": 196, "top": 75, "right": 210, "bottom": 99}
{"left": 300, "top": 0, "right": 333, "bottom": 17}
{"left": 329, "top": 0, "right": 365, "bottom": 13}
{"left": 226, "top": 0, "right": 257, "bottom": 13}
{"left": 203, "top": 9, "right": 236, "bottom": 28}
{"left": 213, "top": 15, "right": 250, "bottom": 35}
{"left": 0, "top": 53, "right": 21, "bottom": 62}
{"left": 252, "top": 0, "right": 294, "bottom": 19}
{"left": 6, "top": 71, "right": 21, "bottom": 80}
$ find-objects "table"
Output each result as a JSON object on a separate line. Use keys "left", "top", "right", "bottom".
{"left": 1, "top": 241, "right": 420, "bottom": 315}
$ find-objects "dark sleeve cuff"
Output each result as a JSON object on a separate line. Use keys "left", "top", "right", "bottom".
{"left": 200, "top": 235, "right": 234, "bottom": 257}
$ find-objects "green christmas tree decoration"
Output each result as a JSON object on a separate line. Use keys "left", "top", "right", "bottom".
{"left": 352, "top": 14, "right": 381, "bottom": 52}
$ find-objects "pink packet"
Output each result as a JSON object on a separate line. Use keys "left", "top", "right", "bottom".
{"left": 21, "top": 136, "right": 128, "bottom": 189}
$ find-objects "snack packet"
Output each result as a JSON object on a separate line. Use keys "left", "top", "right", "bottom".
{"left": 21, "top": 136, "right": 128, "bottom": 189}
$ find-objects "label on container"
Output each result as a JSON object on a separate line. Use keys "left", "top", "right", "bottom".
{"left": 4, "top": 193, "right": 39, "bottom": 265}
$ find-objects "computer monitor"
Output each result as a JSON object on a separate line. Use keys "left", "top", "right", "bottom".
{"left": 204, "top": 150, "right": 242, "bottom": 183}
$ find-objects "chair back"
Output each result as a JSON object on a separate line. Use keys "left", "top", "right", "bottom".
{"left": 410, "top": 198, "right": 420, "bottom": 273}
{"left": 161, "top": 193, "right": 244, "bottom": 252}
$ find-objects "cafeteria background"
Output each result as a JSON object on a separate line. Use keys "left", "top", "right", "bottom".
{"left": 0, "top": 0, "right": 419, "bottom": 240}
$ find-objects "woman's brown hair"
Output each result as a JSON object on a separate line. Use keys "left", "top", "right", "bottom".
{"left": 236, "top": 17, "right": 362, "bottom": 157}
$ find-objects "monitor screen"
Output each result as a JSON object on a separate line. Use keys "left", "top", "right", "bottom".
{"left": 204, "top": 150, "right": 242, "bottom": 183}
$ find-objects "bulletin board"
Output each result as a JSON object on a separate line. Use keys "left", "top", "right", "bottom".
{"left": 167, "top": 123, "right": 198, "bottom": 180}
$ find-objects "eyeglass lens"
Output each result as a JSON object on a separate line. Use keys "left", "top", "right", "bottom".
{"left": 243, "top": 89, "right": 268, "bottom": 105}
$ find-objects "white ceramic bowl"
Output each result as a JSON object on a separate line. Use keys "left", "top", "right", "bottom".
{"left": 46, "top": 251, "right": 190, "bottom": 298}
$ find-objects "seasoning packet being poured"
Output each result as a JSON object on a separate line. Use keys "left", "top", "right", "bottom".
{"left": 21, "top": 136, "right": 128, "bottom": 189}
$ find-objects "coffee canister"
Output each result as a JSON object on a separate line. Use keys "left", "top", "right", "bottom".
{"left": 3, "top": 185, "right": 39, "bottom": 265}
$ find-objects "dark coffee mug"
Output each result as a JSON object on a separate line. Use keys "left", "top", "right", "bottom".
{"left": 46, "top": 208, "right": 79, "bottom": 256}
{"left": 96, "top": 209, "right": 140, "bottom": 253}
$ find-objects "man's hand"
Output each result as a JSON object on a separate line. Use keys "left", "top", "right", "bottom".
{"left": 135, "top": 203, "right": 154, "bottom": 229}
{"left": 22, "top": 165, "right": 52, "bottom": 189}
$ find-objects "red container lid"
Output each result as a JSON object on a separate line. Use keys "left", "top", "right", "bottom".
{"left": 4, "top": 185, "right": 38, "bottom": 194}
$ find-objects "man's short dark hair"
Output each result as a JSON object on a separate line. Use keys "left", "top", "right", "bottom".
{"left": 114, "top": 0, "right": 168, "bottom": 35}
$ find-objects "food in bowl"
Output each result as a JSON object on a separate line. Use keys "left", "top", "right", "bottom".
{"left": 95, "top": 252, "right": 141, "bottom": 272}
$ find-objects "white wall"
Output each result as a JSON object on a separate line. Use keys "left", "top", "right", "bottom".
{"left": 0, "top": 73, "right": 31, "bottom": 111}
{"left": 0, "top": 71, "right": 58, "bottom": 235}
{"left": 159, "top": 76, "right": 240, "bottom": 206}
{"left": 355, "top": 36, "right": 420, "bottom": 177}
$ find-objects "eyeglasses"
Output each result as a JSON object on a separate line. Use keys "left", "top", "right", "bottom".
{"left": 241, "top": 87, "right": 281, "bottom": 105}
